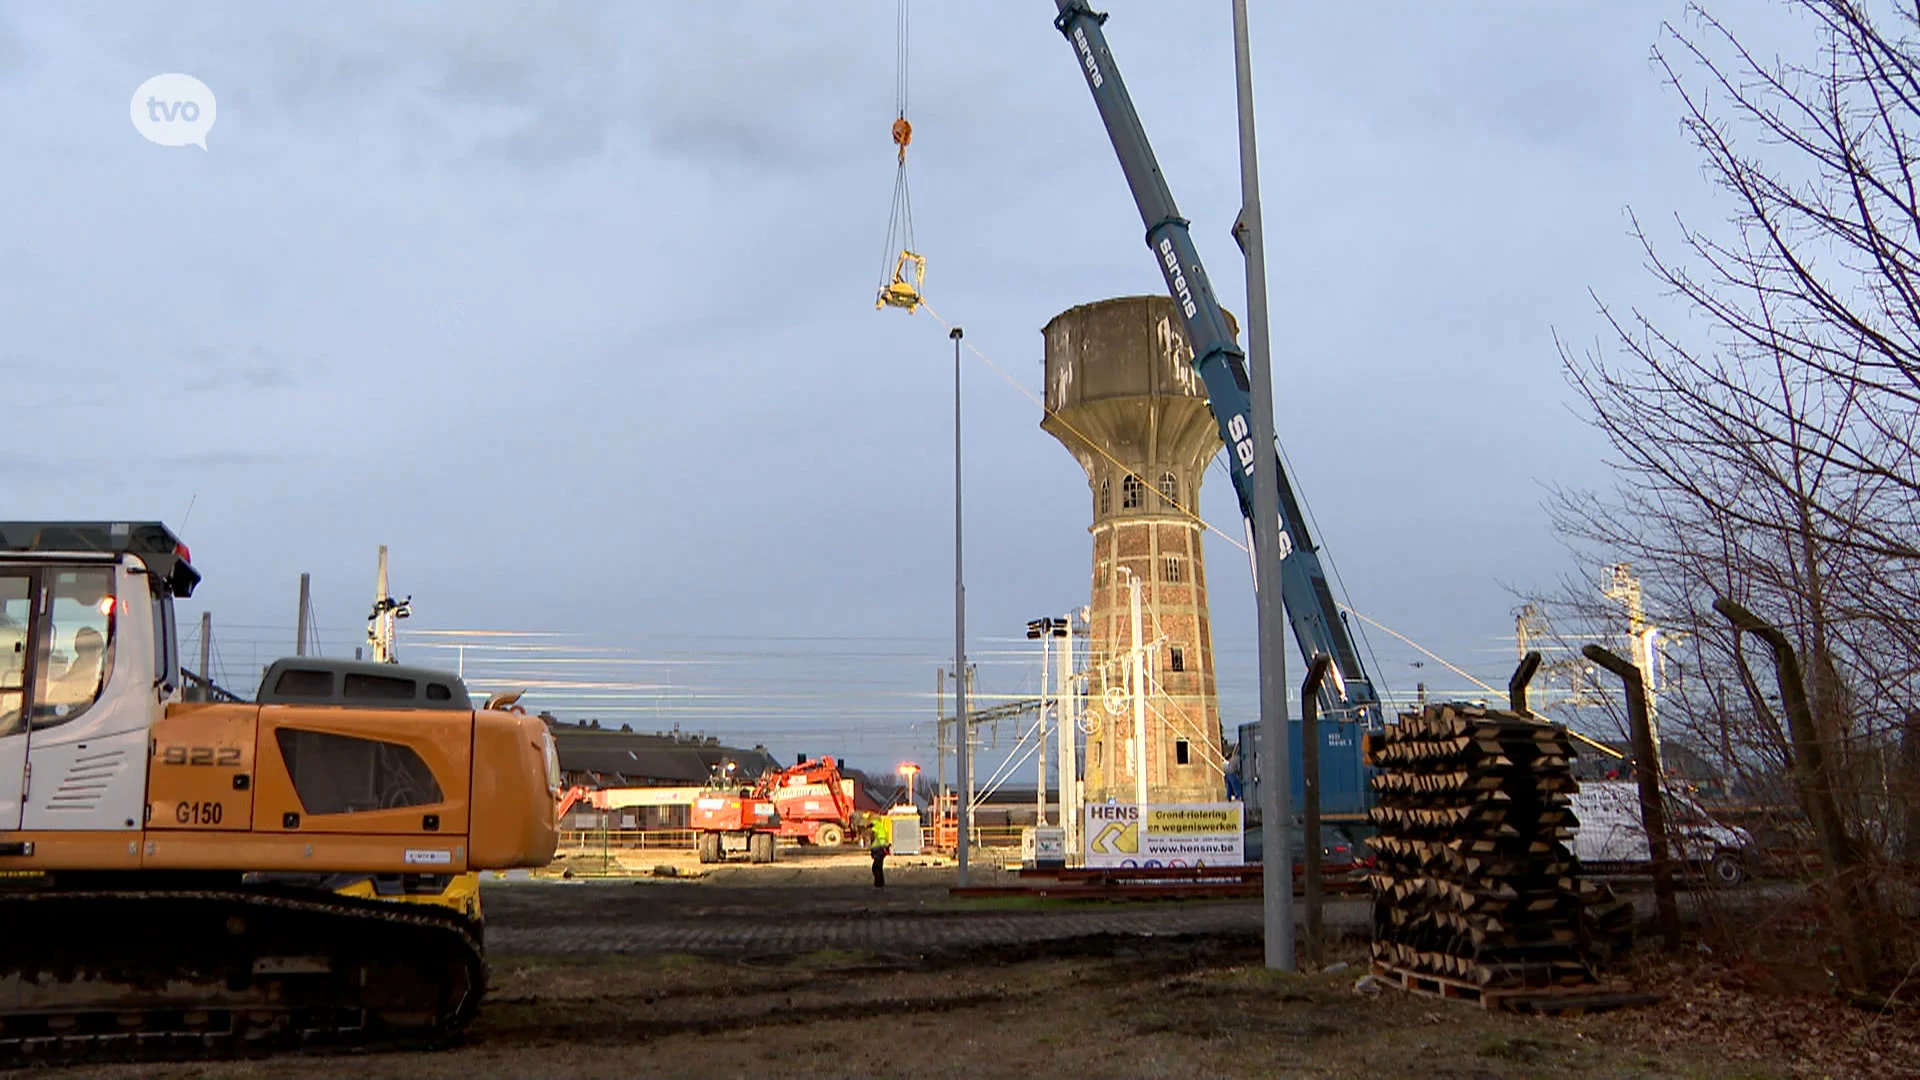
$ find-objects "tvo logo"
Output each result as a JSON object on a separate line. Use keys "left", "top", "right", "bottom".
{"left": 130, "top": 73, "right": 216, "bottom": 150}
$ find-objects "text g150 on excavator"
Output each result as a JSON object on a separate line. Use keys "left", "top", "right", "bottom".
{"left": 0, "top": 521, "right": 561, "bottom": 1064}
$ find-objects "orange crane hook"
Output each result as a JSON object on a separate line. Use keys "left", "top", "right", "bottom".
{"left": 892, "top": 115, "right": 912, "bottom": 164}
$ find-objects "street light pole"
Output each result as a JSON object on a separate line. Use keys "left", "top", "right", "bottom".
{"left": 951, "top": 325, "right": 971, "bottom": 887}
{"left": 1029, "top": 615, "right": 1073, "bottom": 831}
{"left": 1058, "top": 612, "right": 1079, "bottom": 861}
{"left": 1124, "top": 568, "right": 1149, "bottom": 812}
{"left": 1231, "top": 0, "right": 1295, "bottom": 972}
{"left": 1038, "top": 626, "right": 1050, "bottom": 827}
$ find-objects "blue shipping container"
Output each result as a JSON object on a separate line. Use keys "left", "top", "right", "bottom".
{"left": 1235, "top": 719, "right": 1372, "bottom": 822}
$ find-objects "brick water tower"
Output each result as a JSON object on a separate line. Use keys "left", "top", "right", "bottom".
{"left": 1042, "top": 295, "right": 1233, "bottom": 807}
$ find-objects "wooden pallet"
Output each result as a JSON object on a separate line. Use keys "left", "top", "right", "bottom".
{"left": 1369, "top": 962, "right": 1659, "bottom": 1016}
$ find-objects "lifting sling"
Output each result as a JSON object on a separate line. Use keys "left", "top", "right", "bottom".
{"left": 876, "top": 0, "right": 923, "bottom": 312}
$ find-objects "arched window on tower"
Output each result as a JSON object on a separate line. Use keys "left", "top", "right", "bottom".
{"left": 1159, "top": 472, "right": 1178, "bottom": 508}
{"left": 1099, "top": 476, "right": 1110, "bottom": 516}
{"left": 1122, "top": 474, "right": 1144, "bottom": 510}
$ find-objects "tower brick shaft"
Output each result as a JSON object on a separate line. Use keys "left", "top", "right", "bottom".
{"left": 1041, "top": 295, "right": 1235, "bottom": 807}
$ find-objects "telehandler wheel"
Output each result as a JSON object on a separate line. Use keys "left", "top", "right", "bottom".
{"left": 697, "top": 833, "right": 721, "bottom": 864}
{"left": 1709, "top": 850, "right": 1747, "bottom": 888}
{"left": 814, "top": 823, "right": 844, "bottom": 848}
{"left": 750, "top": 832, "right": 775, "bottom": 864}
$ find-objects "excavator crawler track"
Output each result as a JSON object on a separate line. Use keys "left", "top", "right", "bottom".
{"left": 0, "top": 884, "right": 487, "bottom": 1068}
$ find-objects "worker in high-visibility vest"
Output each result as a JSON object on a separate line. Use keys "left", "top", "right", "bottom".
{"left": 868, "top": 811, "right": 893, "bottom": 889}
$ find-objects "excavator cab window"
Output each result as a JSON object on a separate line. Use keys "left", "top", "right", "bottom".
{"left": 274, "top": 668, "right": 334, "bottom": 698}
{"left": 0, "top": 574, "right": 29, "bottom": 737}
{"left": 342, "top": 672, "right": 414, "bottom": 700}
{"left": 31, "top": 568, "right": 115, "bottom": 730}
{"left": 149, "top": 572, "right": 179, "bottom": 698}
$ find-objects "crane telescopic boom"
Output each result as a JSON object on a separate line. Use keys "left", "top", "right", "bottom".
{"left": 1051, "top": 1, "right": 1380, "bottom": 728}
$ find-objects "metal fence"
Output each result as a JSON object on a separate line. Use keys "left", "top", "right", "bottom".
{"left": 553, "top": 824, "right": 1031, "bottom": 853}
{"left": 557, "top": 829, "right": 697, "bottom": 850}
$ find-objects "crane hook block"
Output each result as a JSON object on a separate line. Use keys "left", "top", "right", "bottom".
{"left": 876, "top": 249, "right": 925, "bottom": 313}
{"left": 892, "top": 116, "right": 913, "bottom": 163}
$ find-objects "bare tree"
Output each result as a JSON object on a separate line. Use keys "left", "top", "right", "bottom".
{"left": 1546, "top": 0, "right": 1920, "bottom": 992}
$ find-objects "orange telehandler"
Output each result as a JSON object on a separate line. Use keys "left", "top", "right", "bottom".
{"left": 760, "top": 756, "right": 864, "bottom": 848}
{"left": 688, "top": 756, "right": 869, "bottom": 864}
{"left": 0, "top": 522, "right": 561, "bottom": 1062}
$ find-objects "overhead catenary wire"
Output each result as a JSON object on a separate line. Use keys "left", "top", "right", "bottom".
{"left": 187, "top": 620, "right": 1512, "bottom": 707}
{"left": 200, "top": 577, "right": 1514, "bottom": 752}
{"left": 1270, "top": 434, "right": 1397, "bottom": 708}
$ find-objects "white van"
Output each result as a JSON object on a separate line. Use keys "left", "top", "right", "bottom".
{"left": 1569, "top": 780, "right": 1753, "bottom": 887}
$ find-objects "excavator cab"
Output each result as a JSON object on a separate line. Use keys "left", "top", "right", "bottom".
{"left": 875, "top": 249, "right": 926, "bottom": 312}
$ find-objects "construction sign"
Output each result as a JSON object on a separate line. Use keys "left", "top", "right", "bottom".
{"left": 1087, "top": 804, "right": 1140, "bottom": 858}
{"left": 1083, "top": 802, "right": 1243, "bottom": 867}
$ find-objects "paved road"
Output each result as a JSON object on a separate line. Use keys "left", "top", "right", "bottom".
{"left": 478, "top": 870, "right": 1794, "bottom": 959}
{"left": 480, "top": 880, "right": 1370, "bottom": 956}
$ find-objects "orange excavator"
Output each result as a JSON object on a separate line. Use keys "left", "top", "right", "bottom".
{"left": 0, "top": 522, "right": 561, "bottom": 1062}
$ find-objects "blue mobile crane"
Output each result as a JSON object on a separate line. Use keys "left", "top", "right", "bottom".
{"left": 1052, "top": 2, "right": 1383, "bottom": 818}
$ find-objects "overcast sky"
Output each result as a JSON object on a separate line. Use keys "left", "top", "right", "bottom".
{"left": 0, "top": 1, "right": 1811, "bottom": 779}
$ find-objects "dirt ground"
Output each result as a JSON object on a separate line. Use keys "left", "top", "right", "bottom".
{"left": 10, "top": 853, "right": 1914, "bottom": 1080}
{"left": 29, "top": 935, "right": 1906, "bottom": 1080}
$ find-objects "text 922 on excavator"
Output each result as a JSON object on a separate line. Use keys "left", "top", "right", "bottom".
{"left": 0, "top": 521, "right": 562, "bottom": 1063}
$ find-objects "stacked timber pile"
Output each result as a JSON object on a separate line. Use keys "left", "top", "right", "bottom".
{"left": 1583, "top": 879, "right": 1636, "bottom": 967}
{"left": 1366, "top": 703, "right": 1618, "bottom": 998}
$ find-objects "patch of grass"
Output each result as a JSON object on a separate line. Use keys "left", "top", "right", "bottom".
{"left": 769, "top": 948, "right": 886, "bottom": 970}
{"left": 798, "top": 948, "right": 872, "bottom": 966}
{"left": 491, "top": 953, "right": 604, "bottom": 972}
{"left": 933, "top": 895, "right": 1089, "bottom": 912}
{"left": 1200, "top": 964, "right": 1316, "bottom": 988}
{"left": 1477, "top": 1036, "right": 1556, "bottom": 1064}
{"left": 935, "top": 893, "right": 1202, "bottom": 912}
{"left": 494, "top": 950, "right": 709, "bottom": 975}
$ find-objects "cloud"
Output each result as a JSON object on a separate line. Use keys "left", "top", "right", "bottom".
{"left": 239, "top": 5, "right": 885, "bottom": 175}
{"left": 0, "top": 449, "right": 287, "bottom": 481}
{"left": 0, "top": 13, "right": 31, "bottom": 79}
{"left": 244, "top": 4, "right": 628, "bottom": 170}
{"left": 179, "top": 345, "right": 303, "bottom": 394}
{"left": 154, "top": 450, "right": 288, "bottom": 468}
